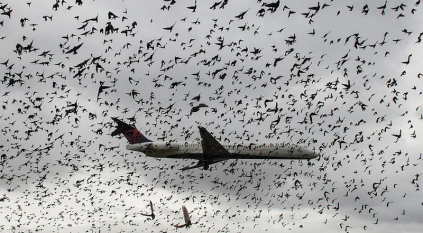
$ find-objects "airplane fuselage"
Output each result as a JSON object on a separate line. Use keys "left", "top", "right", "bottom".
{"left": 126, "top": 141, "right": 318, "bottom": 160}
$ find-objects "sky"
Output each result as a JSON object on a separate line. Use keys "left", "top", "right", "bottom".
{"left": 1, "top": 0, "right": 423, "bottom": 232}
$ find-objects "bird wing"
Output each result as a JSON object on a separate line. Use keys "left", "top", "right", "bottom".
{"left": 150, "top": 200, "right": 154, "bottom": 214}
{"left": 74, "top": 43, "right": 84, "bottom": 50}
{"left": 65, "top": 48, "right": 75, "bottom": 54}
{"left": 182, "top": 205, "right": 190, "bottom": 225}
{"left": 189, "top": 107, "right": 197, "bottom": 115}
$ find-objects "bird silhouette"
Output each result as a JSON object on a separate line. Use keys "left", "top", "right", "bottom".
{"left": 174, "top": 205, "right": 192, "bottom": 228}
{"left": 65, "top": 43, "right": 83, "bottom": 54}
{"left": 190, "top": 103, "right": 208, "bottom": 115}
{"left": 97, "top": 81, "right": 112, "bottom": 102}
{"left": 140, "top": 200, "right": 155, "bottom": 220}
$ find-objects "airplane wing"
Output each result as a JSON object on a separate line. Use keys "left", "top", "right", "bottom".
{"left": 198, "top": 126, "right": 231, "bottom": 161}
{"left": 180, "top": 127, "right": 231, "bottom": 171}
{"left": 179, "top": 159, "right": 226, "bottom": 171}
{"left": 180, "top": 160, "right": 206, "bottom": 171}
{"left": 179, "top": 126, "right": 231, "bottom": 170}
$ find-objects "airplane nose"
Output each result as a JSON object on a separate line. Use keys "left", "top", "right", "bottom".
{"left": 305, "top": 147, "right": 319, "bottom": 159}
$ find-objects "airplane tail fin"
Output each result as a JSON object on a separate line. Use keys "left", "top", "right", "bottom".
{"left": 111, "top": 117, "right": 152, "bottom": 144}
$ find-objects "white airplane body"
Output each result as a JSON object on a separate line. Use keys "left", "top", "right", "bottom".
{"left": 111, "top": 117, "right": 318, "bottom": 170}
{"left": 127, "top": 141, "right": 315, "bottom": 160}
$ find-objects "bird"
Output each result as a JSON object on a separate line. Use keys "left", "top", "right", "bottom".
{"left": 97, "top": 82, "right": 112, "bottom": 102}
{"left": 187, "top": 0, "right": 197, "bottom": 12}
{"left": 163, "top": 22, "right": 176, "bottom": 33}
{"left": 65, "top": 43, "right": 84, "bottom": 54}
{"left": 140, "top": 200, "right": 155, "bottom": 220}
{"left": 391, "top": 130, "right": 402, "bottom": 142}
{"left": 401, "top": 54, "right": 412, "bottom": 65}
{"left": 190, "top": 103, "right": 208, "bottom": 115}
{"left": 173, "top": 205, "right": 192, "bottom": 228}
{"left": 191, "top": 94, "right": 201, "bottom": 101}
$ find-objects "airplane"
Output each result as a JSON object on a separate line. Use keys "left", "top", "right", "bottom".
{"left": 110, "top": 117, "right": 319, "bottom": 170}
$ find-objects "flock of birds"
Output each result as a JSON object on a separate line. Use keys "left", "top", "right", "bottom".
{"left": 1, "top": 0, "right": 423, "bottom": 232}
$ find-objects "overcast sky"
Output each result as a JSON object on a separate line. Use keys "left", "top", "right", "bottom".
{"left": 1, "top": 0, "right": 423, "bottom": 232}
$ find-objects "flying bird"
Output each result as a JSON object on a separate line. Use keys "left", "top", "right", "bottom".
{"left": 174, "top": 205, "right": 192, "bottom": 228}
{"left": 190, "top": 103, "right": 208, "bottom": 115}
{"left": 163, "top": 22, "right": 176, "bottom": 33}
{"left": 97, "top": 82, "right": 112, "bottom": 102}
{"left": 65, "top": 43, "right": 84, "bottom": 54}
{"left": 140, "top": 200, "right": 155, "bottom": 220}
